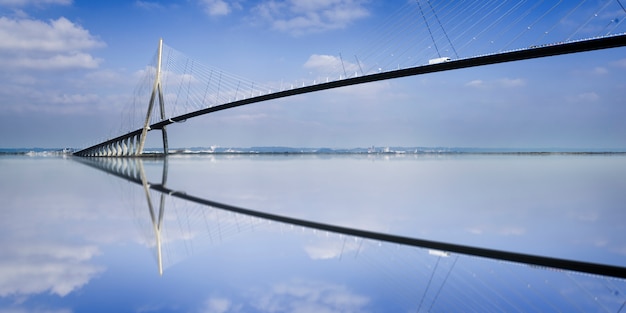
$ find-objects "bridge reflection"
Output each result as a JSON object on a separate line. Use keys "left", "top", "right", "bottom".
{"left": 75, "top": 156, "right": 626, "bottom": 279}
{"left": 72, "top": 155, "right": 626, "bottom": 311}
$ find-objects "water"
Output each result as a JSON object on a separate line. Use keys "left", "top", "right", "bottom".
{"left": 1, "top": 153, "right": 625, "bottom": 312}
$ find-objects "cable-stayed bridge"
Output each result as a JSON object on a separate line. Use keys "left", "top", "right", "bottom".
{"left": 74, "top": 0, "right": 626, "bottom": 157}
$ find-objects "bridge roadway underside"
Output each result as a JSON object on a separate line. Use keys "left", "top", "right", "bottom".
{"left": 74, "top": 34, "right": 626, "bottom": 157}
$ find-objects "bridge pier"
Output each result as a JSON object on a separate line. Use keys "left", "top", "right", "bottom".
{"left": 122, "top": 138, "right": 128, "bottom": 156}
{"left": 118, "top": 140, "right": 124, "bottom": 156}
{"left": 127, "top": 137, "right": 133, "bottom": 156}
{"left": 118, "top": 141, "right": 124, "bottom": 156}
{"left": 131, "top": 134, "right": 138, "bottom": 156}
{"left": 75, "top": 131, "right": 165, "bottom": 157}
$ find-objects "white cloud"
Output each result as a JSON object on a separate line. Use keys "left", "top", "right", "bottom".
{"left": 568, "top": 210, "right": 599, "bottom": 222}
{"left": 304, "top": 54, "right": 341, "bottom": 72}
{"left": 50, "top": 92, "right": 100, "bottom": 105}
{"left": 466, "top": 227, "right": 483, "bottom": 235}
{"left": 465, "top": 225, "right": 525, "bottom": 236}
{"left": 1, "top": 52, "right": 101, "bottom": 69}
{"left": 328, "top": 80, "right": 391, "bottom": 99}
{"left": 303, "top": 54, "right": 369, "bottom": 82}
{"left": 568, "top": 91, "right": 600, "bottom": 103}
{"left": 0, "top": 308, "right": 72, "bottom": 313}
{"left": 303, "top": 54, "right": 359, "bottom": 75}
{"left": 612, "top": 58, "right": 626, "bottom": 69}
{"left": 498, "top": 226, "right": 525, "bottom": 236}
{"left": 465, "top": 78, "right": 525, "bottom": 88}
{"left": 135, "top": 1, "right": 164, "bottom": 10}
{"left": 0, "top": 17, "right": 102, "bottom": 52}
{"left": 0, "top": 82, "right": 130, "bottom": 115}
{"left": 498, "top": 78, "right": 525, "bottom": 88}
{"left": 0, "top": 0, "right": 71, "bottom": 6}
{"left": 0, "top": 16, "right": 104, "bottom": 70}
{"left": 0, "top": 243, "right": 103, "bottom": 297}
{"left": 200, "top": 0, "right": 239, "bottom": 17}
{"left": 593, "top": 66, "right": 608, "bottom": 75}
{"left": 199, "top": 296, "right": 236, "bottom": 313}
{"left": 83, "top": 69, "right": 126, "bottom": 85}
{"left": 303, "top": 236, "right": 361, "bottom": 260}
{"left": 253, "top": 280, "right": 369, "bottom": 313}
{"left": 465, "top": 79, "right": 484, "bottom": 88}
{"left": 253, "top": 0, "right": 370, "bottom": 35}
{"left": 612, "top": 245, "right": 626, "bottom": 256}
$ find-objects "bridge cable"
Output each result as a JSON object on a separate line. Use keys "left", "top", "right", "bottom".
{"left": 339, "top": 53, "right": 348, "bottom": 78}
{"left": 526, "top": 0, "right": 573, "bottom": 48}
{"left": 184, "top": 59, "right": 195, "bottom": 114}
{"left": 426, "top": 0, "right": 458, "bottom": 58}
{"left": 354, "top": 2, "right": 420, "bottom": 72}
{"left": 619, "top": 0, "right": 626, "bottom": 13}
{"left": 372, "top": 5, "right": 431, "bottom": 71}
{"left": 418, "top": 0, "right": 466, "bottom": 61}
{"left": 490, "top": 0, "right": 542, "bottom": 52}
{"left": 448, "top": 0, "right": 501, "bottom": 53}
{"left": 568, "top": 0, "right": 615, "bottom": 41}
{"left": 386, "top": 0, "right": 459, "bottom": 69}
{"left": 457, "top": 0, "right": 509, "bottom": 54}
{"left": 475, "top": 0, "right": 530, "bottom": 54}
{"left": 416, "top": 0, "right": 441, "bottom": 58}
{"left": 596, "top": 0, "right": 626, "bottom": 36}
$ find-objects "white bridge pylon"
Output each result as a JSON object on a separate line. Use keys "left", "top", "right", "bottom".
{"left": 137, "top": 38, "right": 168, "bottom": 156}
{"left": 75, "top": 39, "right": 168, "bottom": 157}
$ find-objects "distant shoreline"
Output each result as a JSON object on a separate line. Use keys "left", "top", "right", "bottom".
{"left": 2, "top": 147, "right": 625, "bottom": 157}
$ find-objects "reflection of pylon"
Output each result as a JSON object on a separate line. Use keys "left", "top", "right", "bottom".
{"left": 137, "top": 38, "right": 169, "bottom": 156}
{"left": 138, "top": 158, "right": 168, "bottom": 276}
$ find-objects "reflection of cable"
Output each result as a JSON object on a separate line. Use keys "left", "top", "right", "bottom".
{"left": 427, "top": 255, "right": 458, "bottom": 312}
{"left": 619, "top": 0, "right": 626, "bottom": 13}
{"left": 502, "top": 261, "right": 556, "bottom": 311}
{"left": 416, "top": 256, "right": 440, "bottom": 312}
{"left": 566, "top": 272, "right": 613, "bottom": 313}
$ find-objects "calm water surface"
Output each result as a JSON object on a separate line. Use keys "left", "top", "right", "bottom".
{"left": 1, "top": 154, "right": 625, "bottom": 312}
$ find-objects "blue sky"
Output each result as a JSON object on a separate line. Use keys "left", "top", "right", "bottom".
{"left": 0, "top": 0, "right": 625, "bottom": 149}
